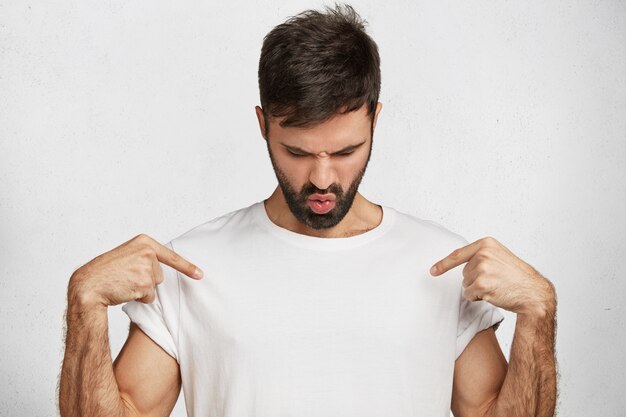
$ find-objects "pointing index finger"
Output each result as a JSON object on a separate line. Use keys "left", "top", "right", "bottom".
{"left": 140, "top": 235, "right": 204, "bottom": 280}
{"left": 430, "top": 240, "right": 480, "bottom": 276}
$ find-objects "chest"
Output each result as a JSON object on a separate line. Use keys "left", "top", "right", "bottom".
{"left": 179, "top": 249, "right": 459, "bottom": 366}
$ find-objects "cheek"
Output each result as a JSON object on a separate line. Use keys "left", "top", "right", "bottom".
{"left": 280, "top": 158, "right": 307, "bottom": 177}
{"left": 342, "top": 153, "right": 369, "bottom": 176}
{"left": 339, "top": 159, "right": 364, "bottom": 180}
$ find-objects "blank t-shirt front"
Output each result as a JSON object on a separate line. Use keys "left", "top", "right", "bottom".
{"left": 122, "top": 200, "right": 504, "bottom": 417}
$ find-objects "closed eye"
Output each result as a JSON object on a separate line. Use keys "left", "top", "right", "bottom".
{"left": 288, "top": 151, "right": 307, "bottom": 158}
{"left": 288, "top": 151, "right": 355, "bottom": 157}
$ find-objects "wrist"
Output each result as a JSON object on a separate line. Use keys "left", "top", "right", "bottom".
{"left": 67, "top": 272, "right": 108, "bottom": 315}
{"left": 518, "top": 278, "right": 557, "bottom": 320}
{"left": 517, "top": 300, "right": 556, "bottom": 324}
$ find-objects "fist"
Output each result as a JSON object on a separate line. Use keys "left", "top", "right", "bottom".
{"left": 68, "top": 234, "right": 203, "bottom": 310}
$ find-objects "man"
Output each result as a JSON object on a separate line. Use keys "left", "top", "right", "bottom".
{"left": 59, "top": 4, "right": 557, "bottom": 417}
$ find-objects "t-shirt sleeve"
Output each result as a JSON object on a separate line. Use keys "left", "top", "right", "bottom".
{"left": 453, "top": 235, "right": 505, "bottom": 360}
{"left": 121, "top": 240, "right": 181, "bottom": 362}
{"left": 455, "top": 292, "right": 505, "bottom": 360}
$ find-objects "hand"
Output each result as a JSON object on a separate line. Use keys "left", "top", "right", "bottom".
{"left": 68, "top": 234, "right": 203, "bottom": 310}
{"left": 429, "top": 237, "right": 556, "bottom": 318}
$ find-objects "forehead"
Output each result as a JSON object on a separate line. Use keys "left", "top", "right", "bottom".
{"left": 269, "top": 105, "right": 371, "bottom": 149}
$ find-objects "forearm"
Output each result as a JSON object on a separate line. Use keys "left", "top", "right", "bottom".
{"left": 485, "top": 305, "right": 558, "bottom": 417}
{"left": 59, "top": 288, "right": 128, "bottom": 417}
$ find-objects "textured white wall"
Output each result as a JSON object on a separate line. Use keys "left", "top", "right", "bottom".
{"left": 1, "top": 1, "right": 625, "bottom": 416}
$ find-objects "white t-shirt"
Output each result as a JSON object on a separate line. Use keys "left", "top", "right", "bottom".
{"left": 122, "top": 200, "right": 504, "bottom": 417}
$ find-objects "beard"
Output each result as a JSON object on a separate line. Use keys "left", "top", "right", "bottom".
{"left": 265, "top": 136, "right": 372, "bottom": 231}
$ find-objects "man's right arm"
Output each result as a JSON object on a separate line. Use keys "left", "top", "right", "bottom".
{"left": 59, "top": 288, "right": 129, "bottom": 417}
{"left": 59, "top": 283, "right": 181, "bottom": 417}
{"left": 114, "top": 322, "right": 182, "bottom": 417}
{"left": 58, "top": 234, "right": 202, "bottom": 417}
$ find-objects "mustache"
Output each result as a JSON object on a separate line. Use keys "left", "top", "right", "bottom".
{"left": 300, "top": 185, "right": 342, "bottom": 198}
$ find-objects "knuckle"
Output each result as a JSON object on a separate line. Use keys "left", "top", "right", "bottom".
{"left": 140, "top": 292, "right": 155, "bottom": 304}
{"left": 136, "top": 262, "right": 153, "bottom": 277}
{"left": 135, "top": 275, "right": 153, "bottom": 290}
{"left": 475, "top": 248, "right": 491, "bottom": 260}
{"left": 475, "top": 262, "right": 489, "bottom": 275}
{"left": 137, "top": 244, "right": 156, "bottom": 258}
{"left": 482, "top": 236, "right": 497, "bottom": 246}
{"left": 133, "top": 233, "right": 148, "bottom": 243}
{"left": 144, "top": 274, "right": 156, "bottom": 288}
{"left": 130, "top": 262, "right": 149, "bottom": 277}
{"left": 130, "top": 288, "right": 141, "bottom": 301}
{"left": 478, "top": 277, "right": 495, "bottom": 294}
{"left": 474, "top": 278, "right": 487, "bottom": 291}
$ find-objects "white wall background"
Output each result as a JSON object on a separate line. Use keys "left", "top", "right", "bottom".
{"left": 1, "top": 1, "right": 625, "bottom": 416}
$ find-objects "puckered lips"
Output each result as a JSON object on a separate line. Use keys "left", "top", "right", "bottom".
{"left": 307, "top": 193, "right": 336, "bottom": 214}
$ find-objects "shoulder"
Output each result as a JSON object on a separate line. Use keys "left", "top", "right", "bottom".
{"left": 388, "top": 206, "right": 469, "bottom": 249}
{"left": 169, "top": 201, "right": 260, "bottom": 248}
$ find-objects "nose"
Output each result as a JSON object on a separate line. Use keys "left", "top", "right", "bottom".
{"left": 308, "top": 155, "right": 337, "bottom": 191}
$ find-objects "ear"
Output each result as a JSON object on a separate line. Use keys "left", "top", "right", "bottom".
{"left": 372, "top": 102, "right": 383, "bottom": 130}
{"left": 255, "top": 106, "right": 267, "bottom": 141}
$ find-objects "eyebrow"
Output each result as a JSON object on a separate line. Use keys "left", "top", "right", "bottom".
{"left": 280, "top": 140, "right": 367, "bottom": 155}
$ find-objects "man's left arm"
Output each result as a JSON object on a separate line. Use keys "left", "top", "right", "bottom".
{"left": 430, "top": 236, "right": 558, "bottom": 417}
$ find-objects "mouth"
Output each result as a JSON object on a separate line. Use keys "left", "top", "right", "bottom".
{"left": 307, "top": 198, "right": 336, "bottom": 214}
{"left": 308, "top": 193, "right": 336, "bottom": 202}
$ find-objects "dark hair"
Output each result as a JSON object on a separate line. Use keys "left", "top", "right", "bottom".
{"left": 258, "top": 3, "right": 381, "bottom": 135}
